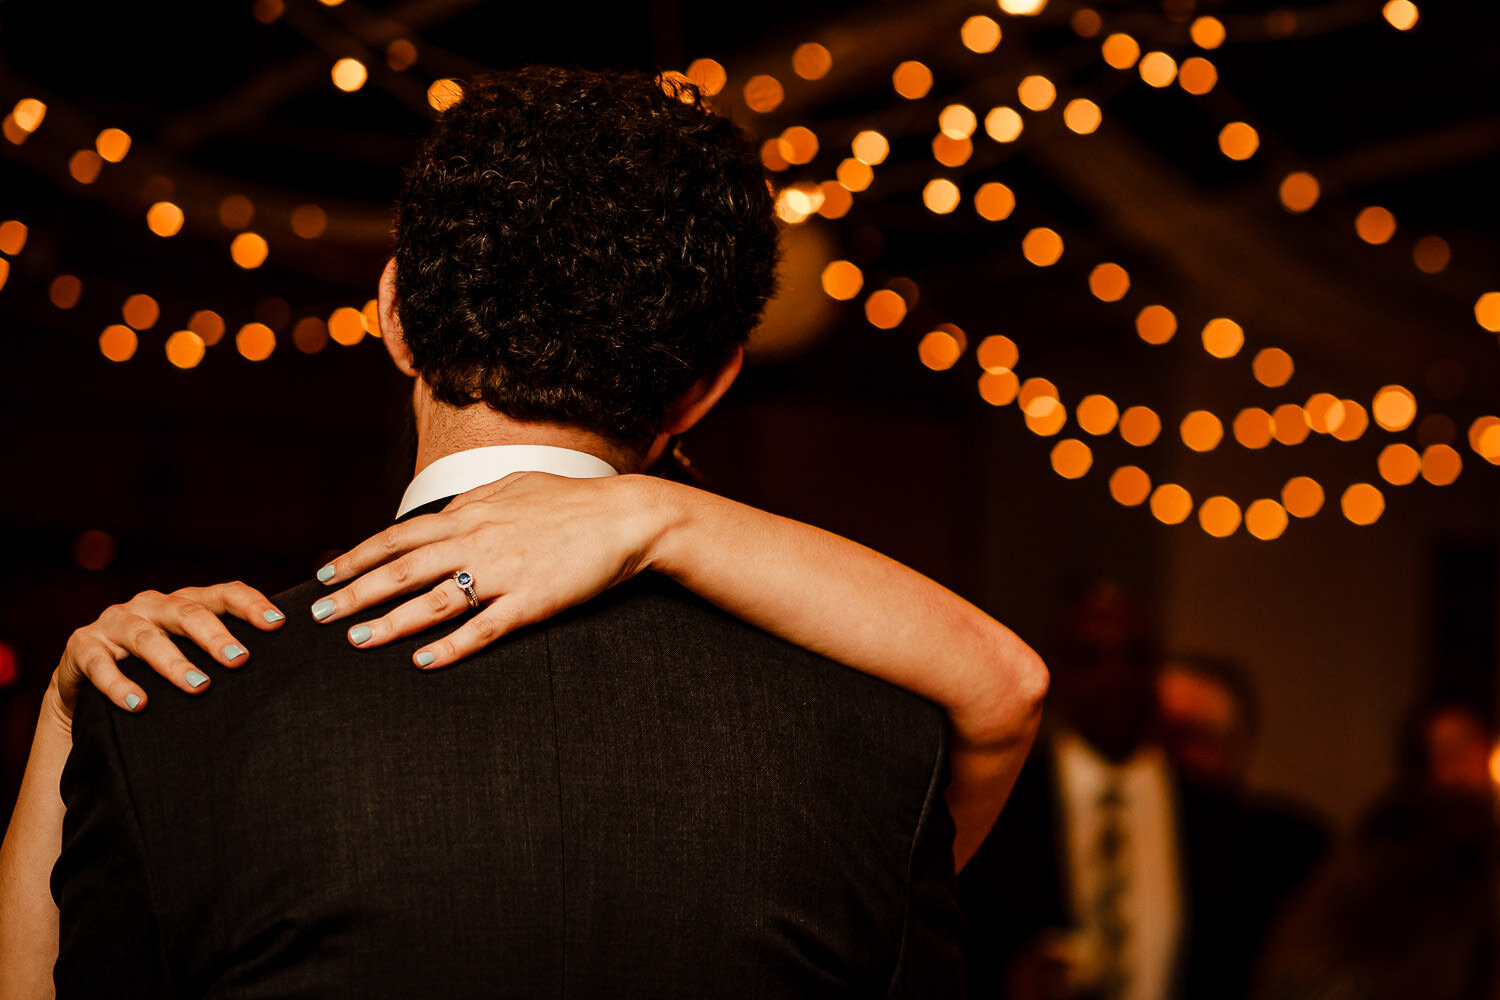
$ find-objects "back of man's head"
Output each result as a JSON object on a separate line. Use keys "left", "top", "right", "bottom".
{"left": 392, "top": 66, "right": 779, "bottom": 449}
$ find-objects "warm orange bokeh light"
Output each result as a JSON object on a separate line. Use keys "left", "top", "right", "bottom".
{"left": 1101, "top": 33, "right": 1140, "bottom": 69}
{"left": 864, "top": 289, "right": 907, "bottom": 329}
{"left": 230, "top": 232, "right": 269, "bottom": 269}
{"left": 892, "top": 61, "right": 933, "bottom": 100}
{"left": 1051, "top": 438, "right": 1093, "bottom": 479}
{"left": 919, "top": 325, "right": 966, "bottom": 371}
{"left": 1219, "top": 122, "right": 1259, "bottom": 160}
{"left": 923, "top": 179, "right": 961, "bottom": 214}
{"left": 1181, "top": 410, "right": 1224, "bottom": 452}
{"left": 1233, "top": 408, "right": 1274, "bottom": 449}
{"left": 1341, "top": 483, "right": 1385, "bottom": 526}
{"left": 1372, "top": 385, "right": 1417, "bottom": 431}
{"left": 931, "top": 134, "right": 973, "bottom": 167}
{"left": 1150, "top": 484, "right": 1193, "bottom": 525}
{"left": 1201, "top": 317, "right": 1244, "bottom": 358}
{"left": 11, "top": 98, "right": 46, "bottom": 133}
{"left": 821, "top": 260, "right": 863, "bottom": 300}
{"left": 1076, "top": 394, "right": 1119, "bottom": 435}
{"left": 836, "top": 158, "right": 873, "bottom": 192}
{"left": 1244, "top": 499, "right": 1288, "bottom": 540}
{"left": 331, "top": 58, "right": 368, "bottom": 93}
{"left": 1252, "top": 347, "right": 1294, "bottom": 387}
{"left": 975, "top": 182, "right": 1016, "bottom": 221}
{"left": 329, "top": 306, "right": 367, "bottom": 346}
{"left": 147, "top": 201, "right": 184, "bottom": 237}
{"left": 1383, "top": 0, "right": 1419, "bottom": 30}
{"left": 1138, "top": 52, "right": 1177, "bottom": 88}
{"left": 1089, "top": 263, "right": 1129, "bottom": 301}
{"left": 779, "top": 126, "right": 819, "bottom": 165}
{"left": 1279, "top": 172, "right": 1320, "bottom": 213}
{"left": 69, "top": 150, "right": 103, "bottom": 184}
{"left": 385, "top": 38, "right": 417, "bottom": 71}
{"left": 1304, "top": 393, "right": 1346, "bottom": 434}
{"left": 189, "top": 310, "right": 226, "bottom": 344}
{"left": 1379, "top": 443, "right": 1421, "bottom": 485}
{"left": 679, "top": 59, "right": 725, "bottom": 96}
{"left": 1136, "top": 304, "right": 1176, "bottom": 345}
{"left": 99, "top": 324, "right": 138, "bottom": 363}
{"left": 1412, "top": 235, "right": 1450, "bottom": 274}
{"left": 1421, "top": 444, "right": 1461, "bottom": 486}
{"left": 122, "top": 293, "right": 159, "bottom": 329}
{"left": 1331, "top": 400, "right": 1369, "bottom": 441}
{"left": 1072, "top": 8, "right": 1102, "bottom": 37}
{"left": 1282, "top": 476, "right": 1325, "bottom": 518}
{"left": 939, "top": 104, "right": 978, "bottom": 139}
{"left": 743, "top": 75, "right": 784, "bottom": 113}
{"left": 979, "top": 370, "right": 1020, "bottom": 406}
{"left": 1272, "top": 404, "right": 1310, "bottom": 446}
{"left": 977, "top": 335, "right": 1019, "bottom": 373}
{"left": 291, "top": 203, "right": 328, "bottom": 239}
{"left": 961, "top": 16, "right": 1002, "bottom": 53}
{"left": 852, "top": 130, "right": 889, "bottom": 165}
{"left": 1018, "top": 377, "right": 1060, "bottom": 415}
{"left": 985, "top": 107, "right": 1024, "bottom": 143}
{"left": 48, "top": 274, "right": 81, "bottom": 309}
{"left": 1025, "top": 402, "right": 1068, "bottom": 437}
{"left": 1017, "top": 75, "right": 1056, "bottom": 111}
{"left": 792, "top": 42, "right": 833, "bottom": 81}
{"left": 219, "top": 193, "right": 254, "bottom": 229}
{"left": 1119, "top": 406, "right": 1161, "bottom": 446}
{"left": 95, "top": 127, "right": 131, "bottom": 163}
{"left": 817, "top": 182, "right": 853, "bottom": 219}
{"left": 236, "top": 322, "right": 277, "bottom": 361}
{"left": 428, "top": 78, "right": 464, "bottom": 112}
{"left": 1355, "top": 206, "right": 1397, "bottom": 245}
{"left": 1109, "top": 466, "right": 1151, "bottom": 507}
{"left": 0, "top": 219, "right": 26, "bottom": 255}
{"left": 1474, "top": 292, "right": 1500, "bottom": 333}
{"left": 1190, "top": 16, "right": 1226, "bottom": 48}
{"left": 1022, "top": 228, "right": 1063, "bottom": 267}
{"left": 1468, "top": 416, "right": 1500, "bottom": 463}
{"left": 165, "top": 330, "right": 207, "bottom": 369}
{"left": 1063, "top": 98, "right": 1102, "bottom": 134}
{"left": 1198, "top": 496, "right": 1241, "bottom": 537}
{"left": 1178, "top": 57, "right": 1217, "bottom": 95}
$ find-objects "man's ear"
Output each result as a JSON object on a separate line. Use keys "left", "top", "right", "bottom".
{"left": 378, "top": 257, "right": 418, "bottom": 377}
{"left": 662, "top": 345, "right": 743, "bottom": 436}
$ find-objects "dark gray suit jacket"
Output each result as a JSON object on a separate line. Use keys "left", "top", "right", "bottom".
{"left": 54, "top": 570, "right": 962, "bottom": 997}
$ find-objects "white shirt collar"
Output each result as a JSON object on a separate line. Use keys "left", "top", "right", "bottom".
{"left": 396, "top": 444, "right": 618, "bottom": 518}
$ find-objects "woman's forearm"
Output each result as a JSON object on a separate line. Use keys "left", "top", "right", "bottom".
{"left": 0, "top": 681, "right": 71, "bottom": 999}
{"left": 636, "top": 476, "right": 1048, "bottom": 866}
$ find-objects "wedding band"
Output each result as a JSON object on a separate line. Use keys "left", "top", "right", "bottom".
{"left": 453, "top": 570, "right": 480, "bottom": 609}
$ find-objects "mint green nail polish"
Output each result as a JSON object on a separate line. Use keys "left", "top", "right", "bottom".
{"left": 185, "top": 670, "right": 208, "bottom": 688}
{"left": 311, "top": 598, "right": 335, "bottom": 621}
{"left": 317, "top": 564, "right": 336, "bottom": 583}
{"left": 223, "top": 643, "right": 246, "bottom": 660}
{"left": 416, "top": 651, "right": 436, "bottom": 668}
{"left": 125, "top": 694, "right": 141, "bottom": 711}
{"left": 349, "top": 625, "right": 372, "bottom": 645}
{"left": 263, "top": 609, "right": 285, "bottom": 623}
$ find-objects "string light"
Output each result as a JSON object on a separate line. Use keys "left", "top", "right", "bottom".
{"left": 792, "top": 43, "right": 833, "bottom": 81}
{"left": 1190, "top": 17, "right": 1226, "bottom": 49}
{"left": 1017, "top": 76, "right": 1056, "bottom": 111}
{"left": 743, "top": 75, "right": 784, "bottom": 113}
{"left": 1135, "top": 305, "right": 1176, "bottom": 345}
{"left": 1218, "top": 122, "right": 1259, "bottom": 160}
{"left": 685, "top": 59, "right": 726, "bottom": 96}
{"left": 984, "top": 107, "right": 1024, "bottom": 143}
{"left": 961, "top": 16, "right": 1002, "bottom": 53}
{"left": 974, "top": 182, "right": 1016, "bottom": 221}
{"left": 892, "top": 61, "right": 933, "bottom": 100}
{"left": 1021, "top": 227, "right": 1063, "bottom": 266}
{"left": 864, "top": 289, "right": 907, "bottom": 329}
{"left": 331, "top": 58, "right": 367, "bottom": 93}
{"left": 1110, "top": 465, "right": 1151, "bottom": 506}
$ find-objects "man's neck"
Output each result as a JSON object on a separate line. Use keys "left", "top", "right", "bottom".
{"left": 412, "top": 387, "right": 645, "bottom": 477}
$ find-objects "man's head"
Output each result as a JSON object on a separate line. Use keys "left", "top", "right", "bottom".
{"left": 1157, "top": 655, "right": 1259, "bottom": 789}
{"left": 1049, "top": 580, "right": 1160, "bottom": 763}
{"left": 384, "top": 66, "right": 779, "bottom": 457}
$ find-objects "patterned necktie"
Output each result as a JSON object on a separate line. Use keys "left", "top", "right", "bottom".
{"left": 1094, "top": 778, "right": 1130, "bottom": 1000}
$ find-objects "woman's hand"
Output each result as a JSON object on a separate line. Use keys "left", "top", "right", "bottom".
{"left": 55, "top": 582, "right": 286, "bottom": 718}
{"left": 310, "top": 472, "right": 667, "bottom": 669}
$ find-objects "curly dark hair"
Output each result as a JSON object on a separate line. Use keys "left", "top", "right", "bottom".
{"left": 393, "top": 66, "right": 779, "bottom": 447}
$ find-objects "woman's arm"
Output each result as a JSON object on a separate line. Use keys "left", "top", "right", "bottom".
{"left": 315, "top": 472, "right": 1048, "bottom": 868}
{"left": 0, "top": 585, "right": 282, "bottom": 998}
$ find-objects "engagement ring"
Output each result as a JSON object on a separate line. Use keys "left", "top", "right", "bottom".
{"left": 453, "top": 570, "right": 480, "bottom": 609}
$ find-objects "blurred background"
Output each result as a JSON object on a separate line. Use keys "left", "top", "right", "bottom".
{"left": 1, "top": 0, "right": 1496, "bottom": 847}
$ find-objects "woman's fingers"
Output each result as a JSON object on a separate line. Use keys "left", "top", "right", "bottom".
{"left": 313, "top": 539, "right": 475, "bottom": 623}
{"left": 342, "top": 578, "right": 475, "bottom": 650}
{"left": 60, "top": 640, "right": 149, "bottom": 713}
{"left": 312, "top": 513, "right": 461, "bottom": 589}
{"left": 409, "top": 597, "right": 541, "bottom": 670}
{"left": 173, "top": 581, "right": 285, "bottom": 630}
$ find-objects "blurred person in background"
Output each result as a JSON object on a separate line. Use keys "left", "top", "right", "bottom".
{"left": 961, "top": 582, "right": 1317, "bottom": 1000}
{"left": 1255, "top": 696, "right": 1497, "bottom": 1000}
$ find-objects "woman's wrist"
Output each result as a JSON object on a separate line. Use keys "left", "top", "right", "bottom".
{"left": 621, "top": 473, "right": 694, "bottom": 579}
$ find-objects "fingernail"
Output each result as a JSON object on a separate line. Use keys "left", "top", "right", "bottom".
{"left": 311, "top": 598, "right": 335, "bottom": 621}
{"left": 263, "top": 609, "right": 285, "bottom": 623}
{"left": 125, "top": 693, "right": 142, "bottom": 711}
{"left": 415, "top": 651, "right": 436, "bottom": 668}
{"left": 349, "top": 625, "right": 372, "bottom": 645}
{"left": 223, "top": 643, "right": 246, "bottom": 661}
{"left": 185, "top": 670, "right": 208, "bottom": 688}
{"left": 317, "top": 564, "right": 336, "bottom": 584}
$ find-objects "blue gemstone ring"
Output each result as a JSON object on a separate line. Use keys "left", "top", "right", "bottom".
{"left": 452, "top": 570, "right": 480, "bottom": 609}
